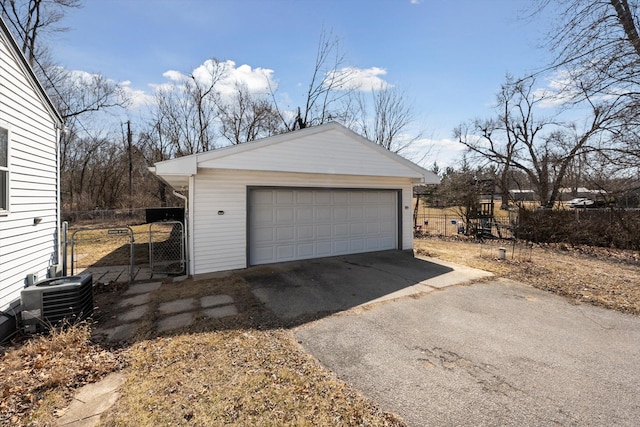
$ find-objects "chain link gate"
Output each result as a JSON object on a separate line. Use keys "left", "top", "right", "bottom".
{"left": 149, "top": 221, "right": 185, "bottom": 275}
{"left": 70, "top": 226, "right": 135, "bottom": 283}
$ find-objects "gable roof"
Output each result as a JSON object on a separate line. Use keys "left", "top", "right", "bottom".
{"left": 0, "top": 16, "right": 63, "bottom": 127}
{"left": 151, "top": 122, "right": 440, "bottom": 189}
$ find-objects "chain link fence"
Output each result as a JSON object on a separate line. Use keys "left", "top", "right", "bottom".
{"left": 149, "top": 221, "right": 185, "bottom": 275}
{"left": 414, "top": 213, "right": 516, "bottom": 239}
{"left": 63, "top": 208, "right": 148, "bottom": 226}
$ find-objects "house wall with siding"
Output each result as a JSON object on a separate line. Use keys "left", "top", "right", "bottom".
{"left": 191, "top": 169, "right": 413, "bottom": 275}
{"left": 0, "top": 32, "right": 60, "bottom": 313}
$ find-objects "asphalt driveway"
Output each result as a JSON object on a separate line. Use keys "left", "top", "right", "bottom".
{"left": 295, "top": 278, "right": 640, "bottom": 426}
{"left": 240, "top": 250, "right": 491, "bottom": 321}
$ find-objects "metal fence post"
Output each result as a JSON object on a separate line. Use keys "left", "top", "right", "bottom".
{"left": 62, "top": 221, "right": 68, "bottom": 276}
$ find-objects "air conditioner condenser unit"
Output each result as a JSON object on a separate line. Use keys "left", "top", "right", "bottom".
{"left": 20, "top": 274, "right": 93, "bottom": 332}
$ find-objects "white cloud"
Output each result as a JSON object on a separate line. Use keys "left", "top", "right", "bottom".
{"left": 162, "top": 70, "right": 186, "bottom": 82}
{"left": 328, "top": 66, "right": 391, "bottom": 91}
{"left": 157, "top": 59, "right": 275, "bottom": 100}
{"left": 403, "top": 136, "right": 466, "bottom": 169}
{"left": 120, "top": 80, "right": 154, "bottom": 110}
{"left": 533, "top": 70, "right": 579, "bottom": 108}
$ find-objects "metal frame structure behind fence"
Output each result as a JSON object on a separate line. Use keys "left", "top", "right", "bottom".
{"left": 414, "top": 213, "right": 516, "bottom": 239}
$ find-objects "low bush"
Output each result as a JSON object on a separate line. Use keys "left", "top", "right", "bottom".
{"left": 516, "top": 208, "right": 640, "bottom": 249}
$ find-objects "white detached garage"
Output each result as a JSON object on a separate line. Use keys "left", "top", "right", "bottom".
{"left": 151, "top": 122, "right": 439, "bottom": 276}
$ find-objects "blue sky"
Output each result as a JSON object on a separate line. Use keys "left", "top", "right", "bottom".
{"left": 50, "top": 0, "right": 555, "bottom": 167}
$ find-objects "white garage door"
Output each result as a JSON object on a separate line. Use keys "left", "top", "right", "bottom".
{"left": 249, "top": 188, "right": 398, "bottom": 265}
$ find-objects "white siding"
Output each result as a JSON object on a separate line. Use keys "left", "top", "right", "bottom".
{"left": 0, "top": 34, "right": 59, "bottom": 311}
{"left": 192, "top": 169, "right": 413, "bottom": 275}
{"left": 198, "top": 127, "right": 423, "bottom": 178}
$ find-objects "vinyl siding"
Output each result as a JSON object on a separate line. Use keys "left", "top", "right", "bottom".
{"left": 192, "top": 169, "right": 413, "bottom": 275}
{"left": 198, "top": 127, "right": 423, "bottom": 178}
{"left": 0, "top": 34, "right": 59, "bottom": 311}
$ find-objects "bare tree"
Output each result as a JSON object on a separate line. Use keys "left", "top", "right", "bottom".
{"left": 150, "top": 59, "right": 225, "bottom": 156}
{"left": 349, "top": 84, "right": 420, "bottom": 154}
{"left": 456, "top": 75, "right": 626, "bottom": 208}
{"left": 1, "top": 0, "right": 80, "bottom": 65}
{"left": 217, "top": 82, "right": 282, "bottom": 144}
{"left": 536, "top": 0, "right": 640, "bottom": 162}
{"left": 270, "top": 29, "right": 355, "bottom": 131}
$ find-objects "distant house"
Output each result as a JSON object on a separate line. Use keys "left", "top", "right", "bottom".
{"left": 151, "top": 122, "right": 440, "bottom": 277}
{"left": 0, "top": 17, "right": 64, "bottom": 341}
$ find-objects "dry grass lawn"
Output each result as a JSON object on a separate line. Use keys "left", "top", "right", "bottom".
{"left": 414, "top": 237, "right": 640, "bottom": 316}
{"left": 2, "top": 236, "right": 640, "bottom": 426}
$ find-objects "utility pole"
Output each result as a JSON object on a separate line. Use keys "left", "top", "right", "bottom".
{"left": 127, "top": 121, "right": 133, "bottom": 215}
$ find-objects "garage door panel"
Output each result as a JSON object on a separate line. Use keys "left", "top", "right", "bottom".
{"left": 297, "top": 225, "right": 314, "bottom": 239}
{"left": 254, "top": 207, "right": 274, "bottom": 224}
{"left": 379, "top": 192, "right": 395, "bottom": 203}
{"left": 316, "top": 241, "right": 332, "bottom": 255}
{"left": 275, "top": 207, "right": 294, "bottom": 223}
{"left": 296, "top": 207, "right": 314, "bottom": 222}
{"left": 316, "top": 206, "right": 332, "bottom": 221}
{"left": 297, "top": 243, "right": 314, "bottom": 257}
{"left": 275, "top": 190, "right": 294, "bottom": 204}
{"left": 254, "top": 228, "right": 275, "bottom": 243}
{"left": 349, "top": 206, "right": 364, "bottom": 219}
{"left": 275, "top": 226, "right": 295, "bottom": 241}
{"left": 315, "top": 192, "right": 331, "bottom": 204}
{"left": 333, "top": 240, "right": 349, "bottom": 254}
{"left": 381, "top": 236, "right": 395, "bottom": 247}
{"left": 253, "top": 191, "right": 274, "bottom": 205}
{"left": 296, "top": 191, "right": 313, "bottom": 204}
{"left": 250, "top": 189, "right": 398, "bottom": 265}
{"left": 316, "top": 224, "right": 332, "bottom": 238}
{"left": 333, "top": 223, "right": 349, "bottom": 237}
{"left": 365, "top": 192, "right": 380, "bottom": 203}
{"left": 333, "top": 192, "right": 349, "bottom": 203}
{"left": 364, "top": 206, "right": 379, "bottom": 218}
{"left": 380, "top": 221, "right": 395, "bottom": 233}
{"left": 366, "top": 222, "right": 380, "bottom": 233}
{"left": 253, "top": 246, "right": 275, "bottom": 264}
{"left": 366, "top": 237, "right": 381, "bottom": 250}
{"left": 350, "top": 223, "right": 365, "bottom": 235}
{"left": 276, "top": 245, "right": 295, "bottom": 259}
{"left": 350, "top": 239, "right": 365, "bottom": 251}
{"left": 349, "top": 192, "right": 364, "bottom": 203}
{"left": 333, "top": 207, "right": 348, "bottom": 220}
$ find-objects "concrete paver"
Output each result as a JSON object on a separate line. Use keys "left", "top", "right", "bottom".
{"left": 158, "top": 298, "right": 195, "bottom": 314}
{"left": 203, "top": 305, "right": 238, "bottom": 319}
{"left": 157, "top": 312, "right": 194, "bottom": 332}
{"left": 117, "top": 305, "right": 148, "bottom": 322}
{"left": 124, "top": 282, "right": 162, "bottom": 295}
{"left": 201, "top": 294, "right": 234, "bottom": 307}
{"left": 118, "top": 293, "right": 150, "bottom": 307}
{"left": 56, "top": 372, "right": 125, "bottom": 427}
{"left": 96, "top": 323, "right": 138, "bottom": 342}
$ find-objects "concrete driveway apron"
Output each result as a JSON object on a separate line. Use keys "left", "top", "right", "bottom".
{"left": 295, "top": 278, "right": 640, "bottom": 426}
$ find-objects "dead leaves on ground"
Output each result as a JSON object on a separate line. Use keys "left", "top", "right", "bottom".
{"left": 0, "top": 323, "right": 124, "bottom": 425}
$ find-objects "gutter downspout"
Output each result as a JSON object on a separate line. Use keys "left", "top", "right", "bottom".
{"left": 173, "top": 190, "right": 189, "bottom": 276}
{"left": 55, "top": 124, "right": 62, "bottom": 277}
